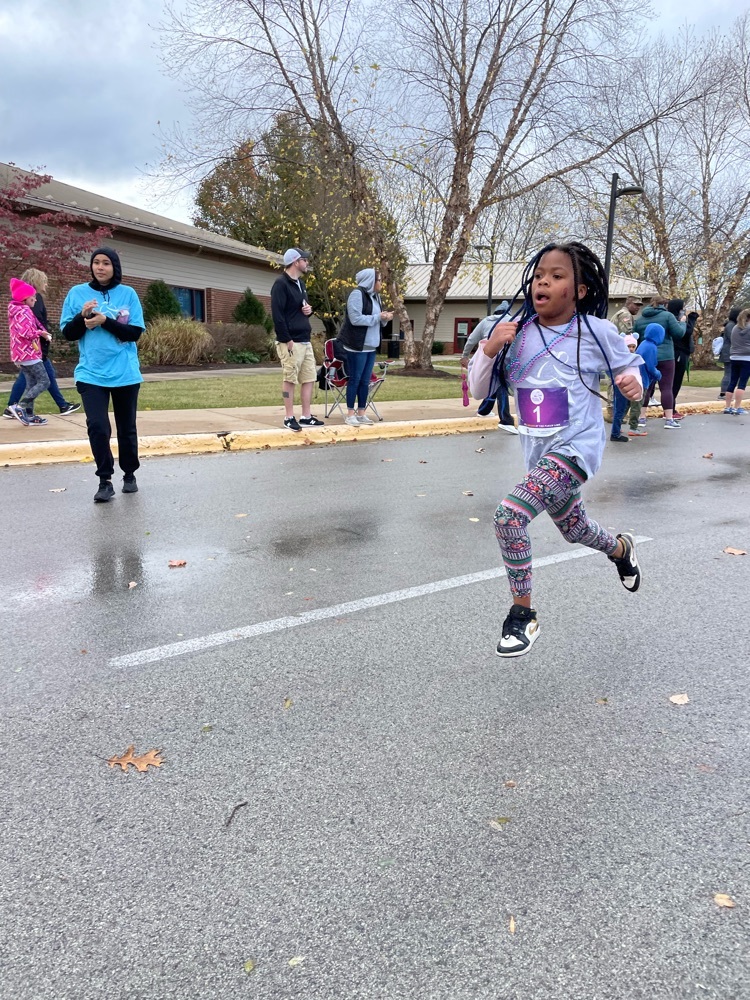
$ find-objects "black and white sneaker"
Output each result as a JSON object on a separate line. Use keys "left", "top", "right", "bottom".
{"left": 94, "top": 480, "right": 115, "bottom": 503}
{"left": 2, "top": 407, "right": 14, "bottom": 419}
{"left": 59, "top": 402, "right": 81, "bottom": 415}
{"left": 299, "top": 415, "right": 324, "bottom": 426}
{"left": 284, "top": 416, "right": 302, "bottom": 432}
{"left": 609, "top": 532, "right": 640, "bottom": 592}
{"left": 496, "top": 605, "right": 540, "bottom": 658}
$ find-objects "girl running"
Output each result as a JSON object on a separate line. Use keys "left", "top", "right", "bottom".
{"left": 468, "top": 242, "right": 644, "bottom": 657}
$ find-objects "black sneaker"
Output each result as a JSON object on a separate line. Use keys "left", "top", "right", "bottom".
{"left": 94, "top": 480, "right": 115, "bottom": 503}
{"left": 299, "top": 415, "right": 324, "bottom": 426}
{"left": 59, "top": 402, "right": 81, "bottom": 415}
{"left": 2, "top": 407, "right": 14, "bottom": 419}
{"left": 609, "top": 532, "right": 640, "bottom": 592}
{"left": 496, "top": 605, "right": 540, "bottom": 658}
{"left": 122, "top": 474, "right": 138, "bottom": 494}
{"left": 610, "top": 435, "right": 629, "bottom": 443}
{"left": 284, "top": 417, "right": 302, "bottom": 432}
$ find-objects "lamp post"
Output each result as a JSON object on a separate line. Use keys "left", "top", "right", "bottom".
{"left": 473, "top": 243, "right": 494, "bottom": 314}
{"left": 603, "top": 173, "right": 644, "bottom": 282}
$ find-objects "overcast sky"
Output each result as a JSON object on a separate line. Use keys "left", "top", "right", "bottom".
{"left": 0, "top": 0, "right": 742, "bottom": 226}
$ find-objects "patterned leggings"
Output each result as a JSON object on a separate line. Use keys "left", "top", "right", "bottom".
{"left": 494, "top": 453, "right": 618, "bottom": 598}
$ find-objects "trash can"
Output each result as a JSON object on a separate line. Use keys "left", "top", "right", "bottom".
{"left": 387, "top": 339, "right": 401, "bottom": 359}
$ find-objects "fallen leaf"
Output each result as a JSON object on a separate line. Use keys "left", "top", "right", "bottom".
{"left": 723, "top": 547, "right": 747, "bottom": 556}
{"left": 504, "top": 780, "right": 517, "bottom": 789}
{"left": 697, "top": 764, "right": 716, "bottom": 773}
{"left": 168, "top": 559, "right": 187, "bottom": 568}
{"left": 381, "top": 458, "right": 393, "bottom": 462}
{"left": 235, "top": 513, "right": 248, "bottom": 518}
{"left": 595, "top": 697, "right": 609, "bottom": 705}
{"left": 243, "top": 958, "right": 257, "bottom": 974}
{"left": 669, "top": 693, "right": 690, "bottom": 705}
{"left": 714, "top": 893, "right": 735, "bottom": 909}
{"left": 462, "top": 490, "right": 474, "bottom": 496}
{"left": 107, "top": 746, "right": 164, "bottom": 773}
{"left": 489, "top": 816, "right": 511, "bottom": 831}
{"left": 288, "top": 956, "right": 306, "bottom": 967}
{"left": 80, "top": 649, "right": 88, "bottom": 654}
{"left": 475, "top": 447, "right": 485, "bottom": 453}
{"left": 469, "top": 517, "right": 480, "bottom": 522}
{"left": 419, "top": 459, "right": 428, "bottom": 464}
{"left": 49, "top": 488, "right": 66, "bottom": 493}
{"left": 309, "top": 567, "right": 317, "bottom": 572}
{"left": 285, "top": 591, "right": 294, "bottom": 595}
{"left": 201, "top": 724, "right": 213, "bottom": 733}
{"left": 509, "top": 916, "right": 516, "bottom": 934}
{"left": 128, "top": 581, "right": 138, "bottom": 589}
{"left": 416, "top": 493, "right": 427, "bottom": 497}
{"left": 702, "top": 452, "right": 713, "bottom": 459}
{"left": 283, "top": 697, "right": 293, "bottom": 710}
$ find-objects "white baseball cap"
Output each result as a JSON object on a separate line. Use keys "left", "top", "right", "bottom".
{"left": 283, "top": 247, "right": 310, "bottom": 266}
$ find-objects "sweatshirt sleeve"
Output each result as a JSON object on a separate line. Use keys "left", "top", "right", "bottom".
{"left": 347, "top": 289, "right": 380, "bottom": 327}
{"left": 271, "top": 281, "right": 290, "bottom": 342}
{"left": 462, "top": 319, "right": 491, "bottom": 358}
{"left": 102, "top": 317, "right": 143, "bottom": 342}
{"left": 467, "top": 340, "right": 496, "bottom": 399}
{"left": 666, "top": 313, "right": 686, "bottom": 340}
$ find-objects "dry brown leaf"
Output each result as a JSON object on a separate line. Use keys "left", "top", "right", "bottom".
{"left": 168, "top": 559, "right": 187, "bottom": 568}
{"left": 509, "top": 916, "right": 516, "bottom": 934}
{"left": 80, "top": 649, "right": 88, "bottom": 654}
{"left": 107, "top": 745, "right": 164, "bottom": 773}
{"left": 723, "top": 547, "right": 747, "bottom": 556}
{"left": 49, "top": 488, "right": 66, "bottom": 493}
{"left": 419, "top": 460, "right": 428, "bottom": 464}
{"left": 127, "top": 581, "right": 138, "bottom": 589}
{"left": 235, "top": 513, "right": 248, "bottom": 518}
{"left": 381, "top": 458, "right": 393, "bottom": 462}
{"left": 504, "top": 780, "right": 517, "bottom": 789}
{"left": 462, "top": 490, "right": 474, "bottom": 496}
{"left": 714, "top": 893, "right": 735, "bottom": 909}
{"left": 283, "top": 697, "right": 293, "bottom": 710}
{"left": 702, "top": 453, "right": 713, "bottom": 459}
{"left": 469, "top": 517, "right": 480, "bottom": 522}
{"left": 669, "top": 693, "right": 690, "bottom": 706}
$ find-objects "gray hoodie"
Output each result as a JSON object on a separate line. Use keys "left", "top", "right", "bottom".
{"left": 730, "top": 323, "right": 750, "bottom": 360}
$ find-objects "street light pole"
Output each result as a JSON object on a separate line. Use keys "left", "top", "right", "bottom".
{"left": 603, "top": 173, "right": 644, "bottom": 282}
{"left": 473, "top": 243, "right": 494, "bottom": 314}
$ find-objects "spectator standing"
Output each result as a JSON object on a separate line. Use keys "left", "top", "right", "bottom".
{"left": 718, "top": 307, "right": 740, "bottom": 400}
{"left": 7, "top": 278, "right": 51, "bottom": 426}
{"left": 723, "top": 308, "right": 750, "bottom": 415}
{"left": 460, "top": 301, "right": 518, "bottom": 433}
{"left": 337, "top": 268, "right": 393, "bottom": 425}
{"left": 3, "top": 268, "right": 80, "bottom": 419}
{"left": 669, "top": 299, "right": 698, "bottom": 417}
{"left": 633, "top": 295, "right": 685, "bottom": 429}
{"left": 60, "top": 248, "right": 145, "bottom": 503}
{"left": 271, "top": 247, "right": 324, "bottom": 432}
{"left": 611, "top": 296, "right": 643, "bottom": 337}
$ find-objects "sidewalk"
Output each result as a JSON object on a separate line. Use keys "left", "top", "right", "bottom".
{"left": 0, "top": 386, "right": 725, "bottom": 467}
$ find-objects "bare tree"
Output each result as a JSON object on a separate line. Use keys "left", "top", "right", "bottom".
{"left": 161, "top": 0, "right": 701, "bottom": 370}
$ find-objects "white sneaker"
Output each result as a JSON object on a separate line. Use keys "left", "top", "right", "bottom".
{"left": 664, "top": 419, "right": 681, "bottom": 429}
{"left": 356, "top": 414, "right": 374, "bottom": 425}
{"left": 345, "top": 415, "right": 360, "bottom": 426}
{"left": 497, "top": 422, "right": 519, "bottom": 434}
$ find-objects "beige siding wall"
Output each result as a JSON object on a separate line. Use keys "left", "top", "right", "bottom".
{"left": 108, "top": 235, "right": 277, "bottom": 296}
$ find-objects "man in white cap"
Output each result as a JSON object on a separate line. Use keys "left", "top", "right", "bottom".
{"left": 271, "top": 247, "right": 324, "bottom": 430}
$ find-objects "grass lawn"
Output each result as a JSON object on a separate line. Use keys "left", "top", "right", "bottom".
{"left": 27, "top": 365, "right": 723, "bottom": 414}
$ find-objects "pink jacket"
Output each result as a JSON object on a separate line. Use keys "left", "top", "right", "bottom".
{"left": 8, "top": 301, "right": 45, "bottom": 363}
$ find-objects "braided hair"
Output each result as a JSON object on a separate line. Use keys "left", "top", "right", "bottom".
{"left": 505, "top": 241, "right": 610, "bottom": 400}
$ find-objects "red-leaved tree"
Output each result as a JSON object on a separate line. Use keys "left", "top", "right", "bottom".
{"left": 0, "top": 166, "right": 111, "bottom": 294}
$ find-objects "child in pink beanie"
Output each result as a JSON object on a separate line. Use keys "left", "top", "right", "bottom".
{"left": 7, "top": 278, "right": 51, "bottom": 426}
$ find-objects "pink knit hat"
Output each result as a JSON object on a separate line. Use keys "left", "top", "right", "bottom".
{"left": 624, "top": 334, "right": 637, "bottom": 348}
{"left": 10, "top": 278, "right": 36, "bottom": 302}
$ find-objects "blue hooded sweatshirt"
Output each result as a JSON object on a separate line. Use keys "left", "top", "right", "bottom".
{"left": 636, "top": 323, "right": 664, "bottom": 385}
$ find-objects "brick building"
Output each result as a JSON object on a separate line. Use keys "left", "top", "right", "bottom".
{"left": 0, "top": 164, "right": 283, "bottom": 362}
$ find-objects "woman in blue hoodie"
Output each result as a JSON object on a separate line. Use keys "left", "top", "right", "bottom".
{"left": 61, "top": 248, "right": 145, "bottom": 503}
{"left": 336, "top": 268, "right": 393, "bottom": 425}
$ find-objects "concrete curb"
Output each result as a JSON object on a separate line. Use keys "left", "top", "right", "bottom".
{"left": 0, "top": 416, "right": 499, "bottom": 467}
{"left": 0, "top": 401, "right": 726, "bottom": 468}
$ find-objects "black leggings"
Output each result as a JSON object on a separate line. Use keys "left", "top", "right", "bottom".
{"left": 643, "top": 359, "right": 675, "bottom": 411}
{"left": 76, "top": 381, "right": 140, "bottom": 480}
{"left": 672, "top": 350, "right": 690, "bottom": 403}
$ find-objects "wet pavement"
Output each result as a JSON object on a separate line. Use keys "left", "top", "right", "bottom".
{"left": 1, "top": 414, "right": 749, "bottom": 999}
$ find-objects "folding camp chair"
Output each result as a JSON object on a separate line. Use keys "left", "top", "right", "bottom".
{"left": 321, "top": 339, "right": 395, "bottom": 421}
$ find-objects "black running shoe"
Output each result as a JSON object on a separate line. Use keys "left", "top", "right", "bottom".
{"left": 94, "top": 480, "right": 115, "bottom": 503}
{"left": 299, "top": 415, "right": 324, "bottom": 426}
{"left": 284, "top": 417, "right": 302, "bottom": 432}
{"left": 122, "top": 474, "right": 138, "bottom": 494}
{"left": 496, "top": 604, "right": 540, "bottom": 658}
{"left": 609, "top": 532, "right": 640, "bottom": 592}
{"left": 59, "top": 402, "right": 81, "bottom": 415}
{"left": 610, "top": 435, "right": 629, "bottom": 443}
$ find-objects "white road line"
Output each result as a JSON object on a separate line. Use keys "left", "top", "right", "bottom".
{"left": 111, "top": 537, "right": 652, "bottom": 668}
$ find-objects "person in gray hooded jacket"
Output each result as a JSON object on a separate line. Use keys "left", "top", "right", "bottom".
{"left": 336, "top": 269, "right": 393, "bottom": 425}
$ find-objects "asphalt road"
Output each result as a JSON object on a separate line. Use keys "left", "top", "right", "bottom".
{"left": 1, "top": 414, "right": 748, "bottom": 1000}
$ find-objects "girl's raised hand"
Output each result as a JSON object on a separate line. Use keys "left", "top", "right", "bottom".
{"left": 614, "top": 371, "right": 642, "bottom": 400}
{"left": 484, "top": 322, "right": 518, "bottom": 358}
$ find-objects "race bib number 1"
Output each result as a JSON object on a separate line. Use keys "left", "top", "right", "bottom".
{"left": 516, "top": 387, "right": 570, "bottom": 431}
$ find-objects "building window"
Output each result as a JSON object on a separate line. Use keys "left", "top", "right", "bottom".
{"left": 170, "top": 286, "right": 205, "bottom": 321}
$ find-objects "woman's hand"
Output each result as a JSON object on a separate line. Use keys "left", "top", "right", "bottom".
{"left": 84, "top": 312, "right": 106, "bottom": 330}
{"left": 81, "top": 299, "right": 98, "bottom": 317}
{"left": 614, "top": 371, "right": 642, "bottom": 400}
{"left": 484, "top": 322, "right": 518, "bottom": 358}
{"left": 381, "top": 310, "right": 394, "bottom": 322}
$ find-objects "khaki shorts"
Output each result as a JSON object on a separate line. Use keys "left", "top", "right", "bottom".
{"left": 276, "top": 341, "right": 317, "bottom": 385}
